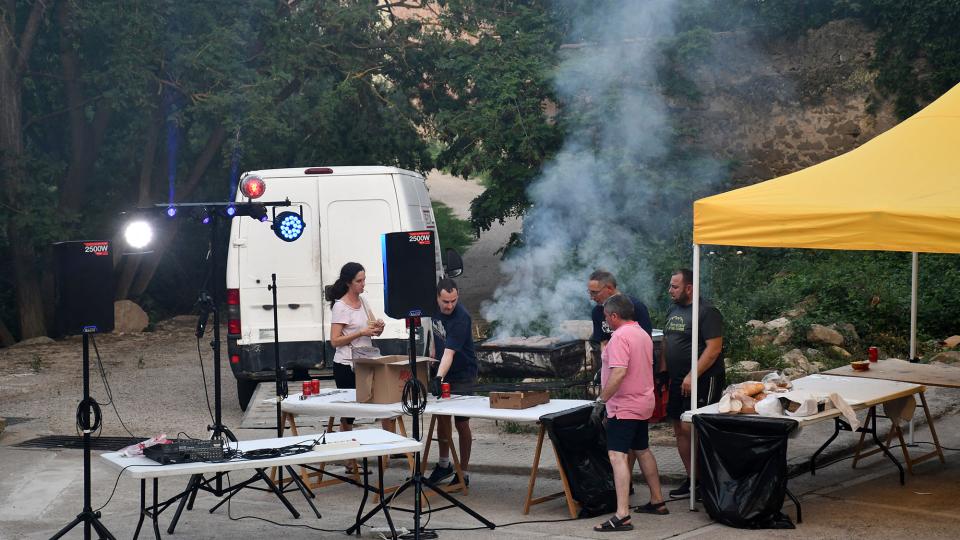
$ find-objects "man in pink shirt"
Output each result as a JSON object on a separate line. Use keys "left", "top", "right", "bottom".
{"left": 593, "top": 294, "right": 667, "bottom": 532}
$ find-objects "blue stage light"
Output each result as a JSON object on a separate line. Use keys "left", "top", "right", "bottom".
{"left": 273, "top": 211, "right": 305, "bottom": 242}
{"left": 166, "top": 206, "right": 177, "bottom": 218}
{"left": 226, "top": 205, "right": 237, "bottom": 217}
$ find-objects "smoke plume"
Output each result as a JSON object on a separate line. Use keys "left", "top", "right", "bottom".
{"left": 482, "top": 0, "right": 720, "bottom": 338}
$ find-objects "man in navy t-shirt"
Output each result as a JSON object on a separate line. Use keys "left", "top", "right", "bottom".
{"left": 588, "top": 269, "right": 653, "bottom": 346}
{"left": 427, "top": 278, "right": 478, "bottom": 487}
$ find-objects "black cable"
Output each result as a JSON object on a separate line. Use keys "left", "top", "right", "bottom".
{"left": 401, "top": 377, "right": 428, "bottom": 417}
{"left": 223, "top": 471, "right": 352, "bottom": 533}
{"left": 196, "top": 337, "right": 216, "bottom": 425}
{"left": 90, "top": 334, "right": 137, "bottom": 438}
{"left": 75, "top": 397, "right": 102, "bottom": 433}
{"left": 93, "top": 463, "right": 165, "bottom": 513}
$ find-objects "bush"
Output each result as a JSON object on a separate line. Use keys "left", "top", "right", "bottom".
{"left": 432, "top": 201, "right": 475, "bottom": 255}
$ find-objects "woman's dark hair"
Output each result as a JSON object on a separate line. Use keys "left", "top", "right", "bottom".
{"left": 326, "top": 262, "right": 365, "bottom": 308}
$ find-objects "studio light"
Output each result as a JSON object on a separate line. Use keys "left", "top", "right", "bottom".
{"left": 225, "top": 205, "right": 237, "bottom": 217}
{"left": 123, "top": 220, "right": 154, "bottom": 249}
{"left": 166, "top": 206, "right": 177, "bottom": 218}
{"left": 273, "top": 211, "right": 305, "bottom": 242}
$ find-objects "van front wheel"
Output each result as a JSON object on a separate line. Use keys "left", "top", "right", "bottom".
{"left": 237, "top": 379, "right": 258, "bottom": 411}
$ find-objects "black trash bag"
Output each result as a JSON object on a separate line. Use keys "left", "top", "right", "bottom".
{"left": 540, "top": 405, "right": 615, "bottom": 518}
{"left": 693, "top": 414, "right": 798, "bottom": 529}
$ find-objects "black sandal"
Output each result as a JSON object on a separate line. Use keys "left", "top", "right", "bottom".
{"left": 593, "top": 514, "right": 633, "bottom": 532}
{"left": 634, "top": 501, "right": 669, "bottom": 515}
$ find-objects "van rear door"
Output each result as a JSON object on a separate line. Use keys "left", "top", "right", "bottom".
{"left": 235, "top": 178, "right": 323, "bottom": 346}
{"left": 319, "top": 174, "right": 401, "bottom": 341}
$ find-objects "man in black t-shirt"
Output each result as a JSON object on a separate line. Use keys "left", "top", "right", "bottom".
{"left": 661, "top": 268, "right": 724, "bottom": 498}
{"left": 588, "top": 269, "right": 653, "bottom": 346}
{"left": 427, "top": 278, "right": 478, "bottom": 487}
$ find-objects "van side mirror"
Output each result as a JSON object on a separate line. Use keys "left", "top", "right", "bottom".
{"left": 443, "top": 248, "right": 464, "bottom": 278}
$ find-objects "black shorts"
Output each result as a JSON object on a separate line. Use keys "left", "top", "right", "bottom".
{"left": 666, "top": 371, "right": 724, "bottom": 420}
{"left": 333, "top": 363, "right": 356, "bottom": 425}
{"left": 605, "top": 416, "right": 650, "bottom": 453}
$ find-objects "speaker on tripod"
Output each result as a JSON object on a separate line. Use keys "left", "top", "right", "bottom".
{"left": 50, "top": 240, "right": 117, "bottom": 540}
{"left": 348, "top": 231, "right": 493, "bottom": 538}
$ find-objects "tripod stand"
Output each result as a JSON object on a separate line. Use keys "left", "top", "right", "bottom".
{"left": 50, "top": 330, "right": 117, "bottom": 540}
{"left": 347, "top": 317, "right": 494, "bottom": 539}
{"left": 167, "top": 212, "right": 238, "bottom": 533}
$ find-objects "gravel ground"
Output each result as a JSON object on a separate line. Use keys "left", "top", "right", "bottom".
{"left": 0, "top": 316, "right": 244, "bottom": 440}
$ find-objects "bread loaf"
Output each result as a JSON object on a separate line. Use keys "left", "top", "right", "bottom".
{"left": 740, "top": 382, "right": 765, "bottom": 397}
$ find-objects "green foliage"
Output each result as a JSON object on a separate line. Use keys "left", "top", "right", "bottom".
{"left": 702, "top": 249, "right": 960, "bottom": 361}
{"left": 658, "top": 28, "right": 714, "bottom": 101}
{"left": 432, "top": 201, "right": 475, "bottom": 255}
{"left": 414, "top": 0, "right": 565, "bottom": 232}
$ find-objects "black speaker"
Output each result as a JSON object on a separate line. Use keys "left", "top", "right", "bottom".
{"left": 382, "top": 231, "right": 438, "bottom": 318}
{"left": 53, "top": 241, "right": 115, "bottom": 335}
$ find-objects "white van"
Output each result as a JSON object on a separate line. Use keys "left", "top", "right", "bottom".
{"left": 225, "top": 166, "right": 462, "bottom": 409}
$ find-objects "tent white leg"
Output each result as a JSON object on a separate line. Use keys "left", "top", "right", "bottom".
{"left": 909, "top": 252, "right": 919, "bottom": 444}
{"left": 691, "top": 244, "right": 700, "bottom": 511}
{"left": 910, "top": 252, "right": 918, "bottom": 360}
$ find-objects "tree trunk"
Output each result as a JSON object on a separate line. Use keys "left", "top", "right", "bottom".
{"left": 56, "top": 0, "right": 111, "bottom": 214}
{"left": 1, "top": 0, "right": 53, "bottom": 339}
{"left": 115, "top": 108, "right": 162, "bottom": 300}
{"left": 127, "top": 125, "right": 229, "bottom": 298}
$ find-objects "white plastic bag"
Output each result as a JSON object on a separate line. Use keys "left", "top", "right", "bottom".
{"left": 756, "top": 395, "right": 784, "bottom": 417}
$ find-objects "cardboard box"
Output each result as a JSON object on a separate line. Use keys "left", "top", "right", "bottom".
{"left": 353, "top": 355, "right": 434, "bottom": 404}
{"left": 489, "top": 390, "right": 550, "bottom": 409}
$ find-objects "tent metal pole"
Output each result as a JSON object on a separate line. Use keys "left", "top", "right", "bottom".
{"left": 690, "top": 244, "right": 700, "bottom": 511}
{"left": 910, "top": 252, "right": 919, "bottom": 361}
{"left": 909, "top": 252, "right": 919, "bottom": 443}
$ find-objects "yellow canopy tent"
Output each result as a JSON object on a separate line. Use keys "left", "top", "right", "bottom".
{"left": 683, "top": 83, "right": 960, "bottom": 509}
{"left": 694, "top": 83, "right": 960, "bottom": 253}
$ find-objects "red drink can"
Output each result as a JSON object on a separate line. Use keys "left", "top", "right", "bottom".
{"left": 868, "top": 346, "right": 879, "bottom": 362}
{"left": 311, "top": 379, "right": 320, "bottom": 394}
{"left": 441, "top": 382, "right": 451, "bottom": 399}
{"left": 302, "top": 381, "right": 313, "bottom": 398}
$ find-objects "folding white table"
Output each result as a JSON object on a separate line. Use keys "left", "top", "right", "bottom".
{"left": 101, "top": 430, "right": 422, "bottom": 539}
{"left": 681, "top": 374, "right": 928, "bottom": 518}
{"left": 424, "top": 396, "right": 593, "bottom": 518}
{"left": 280, "top": 391, "right": 594, "bottom": 517}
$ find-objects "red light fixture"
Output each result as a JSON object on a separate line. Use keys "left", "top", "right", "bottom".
{"left": 304, "top": 167, "right": 333, "bottom": 175}
{"left": 240, "top": 176, "right": 266, "bottom": 199}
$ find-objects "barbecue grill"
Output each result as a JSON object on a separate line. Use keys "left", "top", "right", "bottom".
{"left": 476, "top": 337, "right": 586, "bottom": 378}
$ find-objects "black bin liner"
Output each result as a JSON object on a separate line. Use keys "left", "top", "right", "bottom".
{"left": 693, "top": 414, "right": 798, "bottom": 529}
{"left": 540, "top": 405, "right": 615, "bottom": 517}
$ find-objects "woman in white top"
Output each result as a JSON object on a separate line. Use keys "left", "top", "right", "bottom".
{"left": 326, "top": 262, "right": 391, "bottom": 434}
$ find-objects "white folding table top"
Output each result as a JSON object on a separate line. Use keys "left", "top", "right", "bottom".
{"left": 427, "top": 397, "right": 593, "bottom": 423}
{"left": 279, "top": 389, "right": 592, "bottom": 424}
{"left": 101, "top": 429, "right": 423, "bottom": 480}
{"left": 681, "top": 374, "right": 924, "bottom": 428}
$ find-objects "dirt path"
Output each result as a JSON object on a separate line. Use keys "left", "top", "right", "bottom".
{"left": 425, "top": 170, "right": 520, "bottom": 323}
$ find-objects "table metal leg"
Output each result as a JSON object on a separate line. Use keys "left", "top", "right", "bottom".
{"left": 285, "top": 465, "right": 322, "bottom": 519}
{"left": 133, "top": 479, "right": 146, "bottom": 540}
{"left": 865, "top": 407, "right": 905, "bottom": 485}
{"left": 151, "top": 478, "right": 161, "bottom": 540}
{"left": 167, "top": 473, "right": 200, "bottom": 533}
{"left": 377, "top": 456, "right": 396, "bottom": 538}
{"left": 810, "top": 418, "right": 844, "bottom": 476}
{"left": 354, "top": 457, "right": 370, "bottom": 536}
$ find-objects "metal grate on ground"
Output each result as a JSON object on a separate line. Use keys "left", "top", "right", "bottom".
{"left": 12, "top": 435, "right": 144, "bottom": 451}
